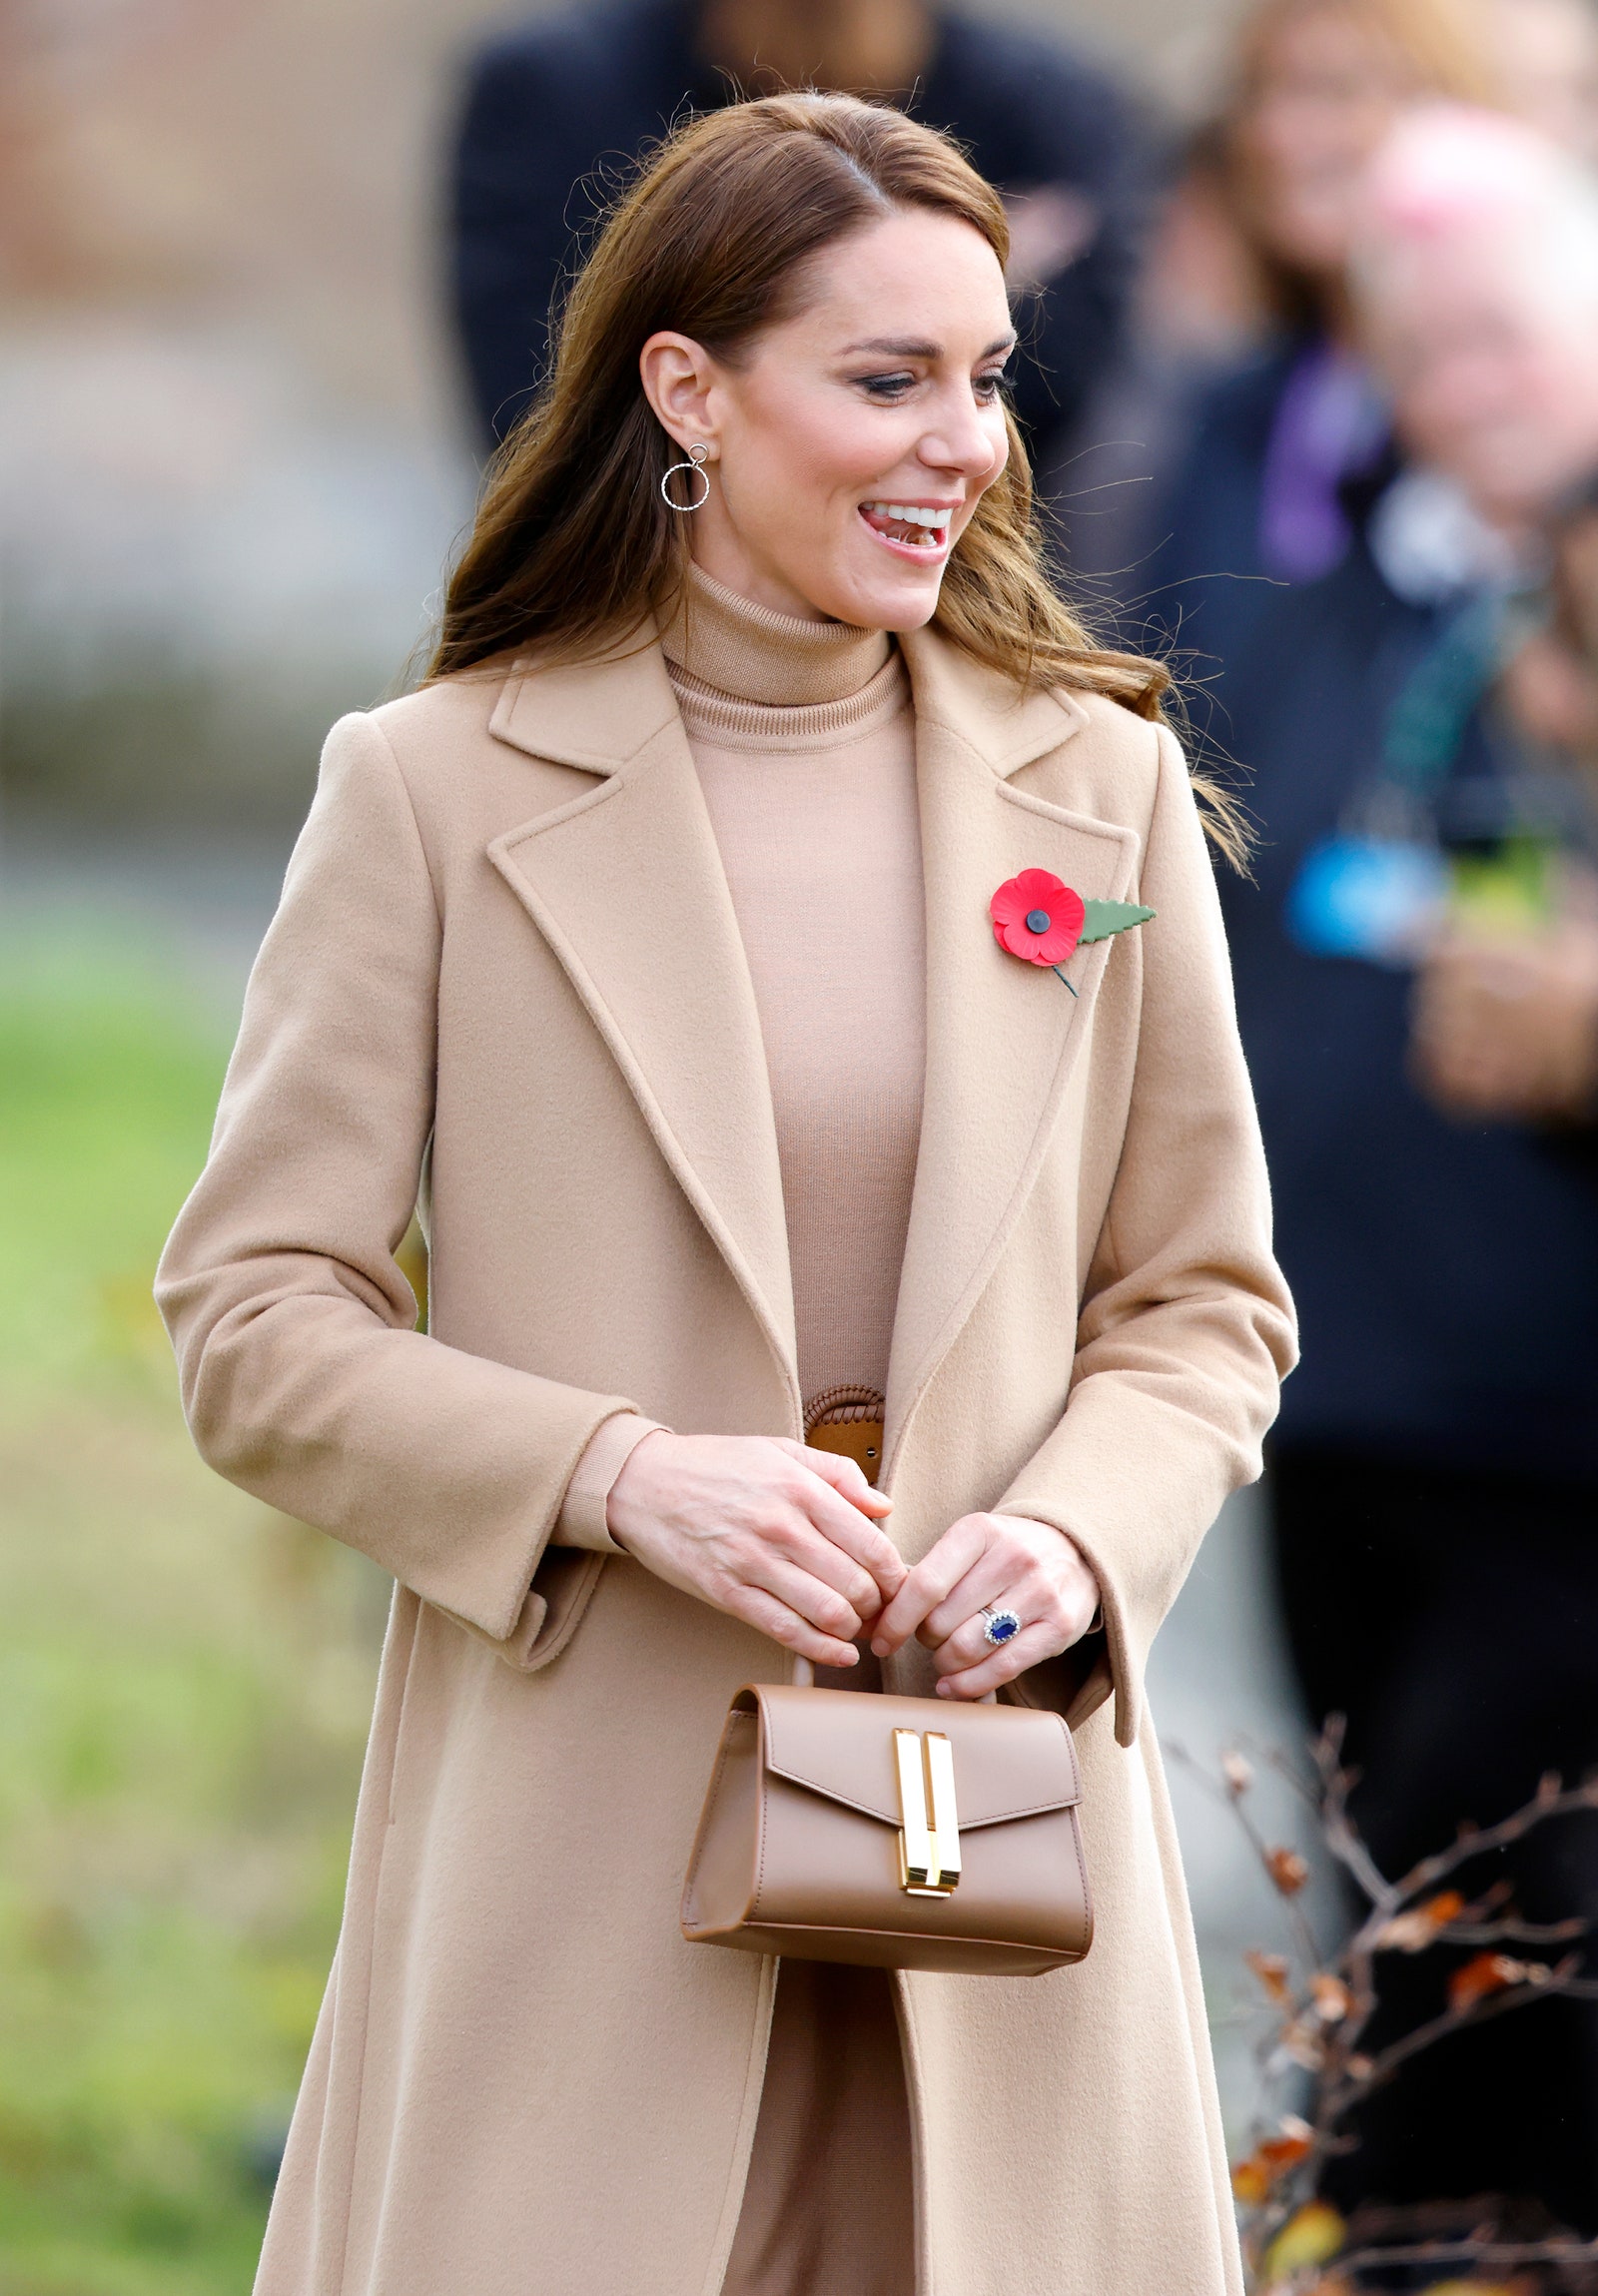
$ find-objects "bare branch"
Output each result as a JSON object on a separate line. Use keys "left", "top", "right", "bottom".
{"left": 1447, "top": 1915, "right": 1587, "bottom": 1946}
{"left": 1178, "top": 1725, "right": 1598, "bottom": 2293}
{"left": 1382, "top": 1776, "right": 1598, "bottom": 1907}
{"left": 1339, "top": 2233, "right": 1598, "bottom": 2271}
{"left": 1323, "top": 1955, "right": 1594, "bottom": 2116}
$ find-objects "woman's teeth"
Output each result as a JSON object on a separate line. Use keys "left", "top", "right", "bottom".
{"left": 861, "top": 503, "right": 952, "bottom": 548}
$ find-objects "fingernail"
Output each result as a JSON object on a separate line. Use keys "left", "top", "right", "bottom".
{"left": 935, "top": 1679, "right": 952, "bottom": 1696}
{"left": 870, "top": 1638, "right": 888, "bottom": 1656}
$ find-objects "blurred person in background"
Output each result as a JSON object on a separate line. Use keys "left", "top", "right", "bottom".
{"left": 1361, "top": 106, "right": 1598, "bottom": 1129}
{"left": 1214, "top": 103, "right": 1598, "bottom": 2240}
{"left": 1137, "top": 0, "right": 1497, "bottom": 692}
{"left": 1046, "top": 119, "right": 1279, "bottom": 584}
{"left": 449, "top": 0, "right": 1149, "bottom": 465}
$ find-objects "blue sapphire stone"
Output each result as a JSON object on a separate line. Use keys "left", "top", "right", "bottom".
{"left": 987, "top": 1611, "right": 1019, "bottom": 1643}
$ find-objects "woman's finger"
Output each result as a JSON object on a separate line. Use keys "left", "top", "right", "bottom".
{"left": 870, "top": 1515, "right": 990, "bottom": 1654}
{"left": 775, "top": 1458, "right": 907, "bottom": 1603}
{"left": 775, "top": 1438, "right": 894, "bottom": 1520}
{"left": 933, "top": 1618, "right": 1064, "bottom": 1701}
{"left": 913, "top": 1551, "right": 1020, "bottom": 1651}
{"left": 929, "top": 1587, "right": 1043, "bottom": 1675}
{"left": 722, "top": 1581, "right": 861, "bottom": 1670}
{"left": 747, "top": 1511, "right": 886, "bottom": 1623}
{"left": 738, "top": 1540, "right": 870, "bottom": 1645}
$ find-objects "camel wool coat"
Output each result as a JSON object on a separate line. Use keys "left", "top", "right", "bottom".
{"left": 157, "top": 620, "right": 1296, "bottom": 2296}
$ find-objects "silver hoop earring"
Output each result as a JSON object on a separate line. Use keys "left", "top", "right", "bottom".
{"left": 661, "top": 443, "right": 711, "bottom": 512}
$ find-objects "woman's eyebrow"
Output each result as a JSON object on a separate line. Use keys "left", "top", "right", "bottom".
{"left": 839, "top": 333, "right": 1019, "bottom": 359}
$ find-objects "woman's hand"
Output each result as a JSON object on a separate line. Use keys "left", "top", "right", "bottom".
{"left": 606, "top": 1431, "right": 905, "bottom": 1667}
{"left": 1410, "top": 909, "right": 1598, "bottom": 1124}
{"left": 870, "top": 1512, "right": 1102, "bottom": 1700}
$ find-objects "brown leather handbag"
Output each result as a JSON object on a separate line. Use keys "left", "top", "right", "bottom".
{"left": 680, "top": 1662, "right": 1093, "bottom": 1976}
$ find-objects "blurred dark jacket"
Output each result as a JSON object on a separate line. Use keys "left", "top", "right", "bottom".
{"left": 1216, "top": 532, "right": 1598, "bottom": 1486}
{"left": 1139, "top": 336, "right": 1387, "bottom": 732}
{"left": 1145, "top": 344, "right": 1296, "bottom": 677}
{"left": 449, "top": 0, "right": 1147, "bottom": 452}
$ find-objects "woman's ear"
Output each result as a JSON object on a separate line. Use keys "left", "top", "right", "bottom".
{"left": 639, "top": 332, "right": 721, "bottom": 457}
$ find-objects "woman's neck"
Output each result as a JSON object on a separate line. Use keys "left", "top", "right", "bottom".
{"left": 662, "top": 564, "right": 891, "bottom": 708}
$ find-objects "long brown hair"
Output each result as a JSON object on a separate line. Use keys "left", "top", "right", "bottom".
{"left": 429, "top": 94, "right": 1243, "bottom": 855}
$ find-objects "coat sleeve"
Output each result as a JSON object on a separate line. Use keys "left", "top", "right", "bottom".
{"left": 156, "top": 712, "right": 643, "bottom": 1662}
{"left": 998, "top": 724, "right": 1298, "bottom": 1746}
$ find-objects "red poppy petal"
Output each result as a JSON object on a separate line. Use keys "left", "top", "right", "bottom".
{"left": 989, "top": 878, "right": 1029, "bottom": 928}
{"left": 1000, "top": 922, "right": 1058, "bottom": 964}
{"left": 1014, "top": 867, "right": 1068, "bottom": 905}
{"left": 1033, "top": 924, "right": 1081, "bottom": 965}
{"left": 1030, "top": 887, "right": 1086, "bottom": 965}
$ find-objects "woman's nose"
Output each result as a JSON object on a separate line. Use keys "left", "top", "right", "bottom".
{"left": 919, "top": 395, "right": 1004, "bottom": 480}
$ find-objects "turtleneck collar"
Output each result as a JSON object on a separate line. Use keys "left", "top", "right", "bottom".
{"left": 660, "top": 563, "right": 892, "bottom": 708}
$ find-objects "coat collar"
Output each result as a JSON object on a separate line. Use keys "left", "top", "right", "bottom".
{"left": 487, "top": 626, "right": 678, "bottom": 773}
{"left": 485, "top": 625, "right": 1138, "bottom": 1464}
{"left": 484, "top": 616, "right": 1090, "bottom": 783}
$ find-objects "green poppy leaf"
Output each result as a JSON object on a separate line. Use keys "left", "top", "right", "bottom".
{"left": 1078, "top": 900, "right": 1155, "bottom": 945}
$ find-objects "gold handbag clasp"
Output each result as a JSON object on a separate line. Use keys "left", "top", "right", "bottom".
{"left": 893, "top": 1729, "right": 962, "bottom": 1897}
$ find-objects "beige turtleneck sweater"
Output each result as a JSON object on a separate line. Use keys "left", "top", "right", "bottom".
{"left": 558, "top": 568, "right": 926, "bottom": 1546}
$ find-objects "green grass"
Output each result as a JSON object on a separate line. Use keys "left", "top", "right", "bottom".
{"left": 0, "top": 920, "right": 383, "bottom": 2294}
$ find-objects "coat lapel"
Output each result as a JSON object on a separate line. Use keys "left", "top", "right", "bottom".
{"left": 482, "top": 626, "right": 1141, "bottom": 1459}
{"left": 485, "top": 641, "right": 799, "bottom": 1413}
{"left": 884, "top": 630, "right": 1141, "bottom": 1469}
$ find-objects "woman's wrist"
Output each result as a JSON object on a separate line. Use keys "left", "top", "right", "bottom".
{"left": 558, "top": 1415, "right": 669, "bottom": 1553}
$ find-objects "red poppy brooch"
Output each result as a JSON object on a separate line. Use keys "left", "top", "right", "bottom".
{"left": 989, "top": 868, "right": 1154, "bottom": 996}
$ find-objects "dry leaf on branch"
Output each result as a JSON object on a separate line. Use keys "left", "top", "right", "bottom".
{"left": 1446, "top": 1950, "right": 1538, "bottom": 2011}
{"left": 1245, "top": 1948, "right": 1291, "bottom": 2006}
{"left": 1231, "top": 2120, "right": 1313, "bottom": 2205}
{"left": 1265, "top": 1847, "right": 1310, "bottom": 1896}
{"left": 1374, "top": 1890, "right": 1463, "bottom": 1951}
{"left": 1279, "top": 2016, "right": 1327, "bottom": 2070}
{"left": 1309, "top": 1973, "right": 1353, "bottom": 2023}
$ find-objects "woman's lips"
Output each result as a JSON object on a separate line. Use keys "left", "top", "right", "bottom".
{"left": 858, "top": 501, "right": 955, "bottom": 558}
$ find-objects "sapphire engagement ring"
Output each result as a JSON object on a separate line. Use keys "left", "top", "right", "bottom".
{"left": 979, "top": 1607, "right": 1022, "bottom": 1648}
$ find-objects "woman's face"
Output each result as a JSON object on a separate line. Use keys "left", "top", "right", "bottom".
{"left": 640, "top": 207, "right": 1015, "bottom": 629}
{"left": 1233, "top": 4, "right": 1427, "bottom": 281}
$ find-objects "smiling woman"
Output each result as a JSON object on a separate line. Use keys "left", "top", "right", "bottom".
{"left": 429, "top": 94, "right": 1182, "bottom": 737}
{"left": 158, "top": 92, "right": 1295, "bottom": 2296}
{"left": 637, "top": 206, "right": 1016, "bottom": 636}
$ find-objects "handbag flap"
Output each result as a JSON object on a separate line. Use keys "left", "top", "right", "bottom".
{"left": 742, "top": 1684, "right": 1082, "bottom": 1831}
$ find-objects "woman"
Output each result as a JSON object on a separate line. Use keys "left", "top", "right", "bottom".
{"left": 158, "top": 95, "right": 1294, "bottom": 2296}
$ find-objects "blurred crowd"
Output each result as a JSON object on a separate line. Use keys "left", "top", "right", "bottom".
{"left": 439, "top": 0, "right": 1598, "bottom": 2254}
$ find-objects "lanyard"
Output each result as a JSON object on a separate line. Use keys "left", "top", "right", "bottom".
{"left": 1375, "top": 588, "right": 1512, "bottom": 812}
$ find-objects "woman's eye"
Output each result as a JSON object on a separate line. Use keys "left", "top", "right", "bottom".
{"left": 858, "top": 372, "right": 918, "bottom": 401}
{"left": 975, "top": 370, "right": 1011, "bottom": 402}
